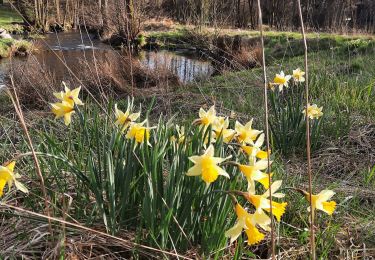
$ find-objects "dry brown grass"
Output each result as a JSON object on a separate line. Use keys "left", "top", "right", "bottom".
{"left": 0, "top": 216, "right": 179, "bottom": 259}
{"left": 211, "top": 35, "right": 262, "bottom": 71}
{"left": 312, "top": 124, "right": 375, "bottom": 182}
{"left": 7, "top": 51, "right": 181, "bottom": 109}
{"left": 142, "top": 18, "right": 177, "bottom": 32}
{"left": 10, "top": 58, "right": 57, "bottom": 109}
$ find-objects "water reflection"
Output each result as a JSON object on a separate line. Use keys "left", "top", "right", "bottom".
{"left": 139, "top": 50, "right": 213, "bottom": 83}
{"left": 0, "top": 32, "right": 214, "bottom": 85}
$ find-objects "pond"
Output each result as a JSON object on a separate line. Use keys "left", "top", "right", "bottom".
{"left": 0, "top": 31, "right": 214, "bottom": 87}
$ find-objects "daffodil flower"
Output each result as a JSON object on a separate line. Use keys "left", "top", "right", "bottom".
{"left": 197, "top": 105, "right": 217, "bottom": 128}
{"left": 225, "top": 203, "right": 270, "bottom": 245}
{"left": 245, "top": 180, "right": 287, "bottom": 222}
{"left": 273, "top": 71, "right": 292, "bottom": 92}
{"left": 51, "top": 101, "right": 75, "bottom": 126}
{"left": 238, "top": 159, "right": 273, "bottom": 194}
{"left": 171, "top": 125, "right": 186, "bottom": 145}
{"left": 235, "top": 119, "right": 262, "bottom": 145}
{"left": 303, "top": 104, "right": 323, "bottom": 120}
{"left": 186, "top": 145, "right": 230, "bottom": 186}
{"left": 241, "top": 133, "right": 270, "bottom": 163}
{"left": 0, "top": 161, "right": 28, "bottom": 197}
{"left": 126, "top": 120, "right": 153, "bottom": 145}
{"left": 303, "top": 189, "right": 336, "bottom": 215}
{"left": 114, "top": 104, "right": 140, "bottom": 132}
{"left": 53, "top": 83, "right": 84, "bottom": 106}
{"left": 292, "top": 68, "right": 305, "bottom": 82}
{"left": 212, "top": 117, "right": 235, "bottom": 144}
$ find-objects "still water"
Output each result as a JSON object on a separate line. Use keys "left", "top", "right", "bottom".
{"left": 0, "top": 31, "right": 213, "bottom": 86}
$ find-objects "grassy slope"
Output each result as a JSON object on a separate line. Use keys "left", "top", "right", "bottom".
{"left": 182, "top": 31, "right": 375, "bottom": 256}
{"left": 0, "top": 6, "right": 23, "bottom": 32}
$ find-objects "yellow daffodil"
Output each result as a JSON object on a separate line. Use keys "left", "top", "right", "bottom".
{"left": 241, "top": 133, "right": 270, "bottom": 163}
{"left": 171, "top": 125, "right": 186, "bottom": 144}
{"left": 53, "top": 83, "right": 84, "bottom": 106}
{"left": 212, "top": 117, "right": 235, "bottom": 143}
{"left": 197, "top": 105, "right": 217, "bottom": 128}
{"left": 292, "top": 68, "right": 305, "bottom": 82}
{"left": 51, "top": 101, "right": 75, "bottom": 126}
{"left": 238, "top": 159, "right": 273, "bottom": 194}
{"left": 0, "top": 161, "right": 28, "bottom": 197}
{"left": 126, "top": 120, "right": 152, "bottom": 145}
{"left": 114, "top": 104, "right": 140, "bottom": 131}
{"left": 235, "top": 119, "right": 262, "bottom": 145}
{"left": 225, "top": 203, "right": 270, "bottom": 245}
{"left": 303, "top": 189, "right": 336, "bottom": 215}
{"left": 186, "top": 145, "right": 230, "bottom": 186}
{"left": 273, "top": 71, "right": 292, "bottom": 92}
{"left": 244, "top": 180, "right": 287, "bottom": 222}
{"left": 303, "top": 104, "right": 323, "bottom": 120}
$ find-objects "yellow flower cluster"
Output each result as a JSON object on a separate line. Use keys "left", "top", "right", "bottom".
{"left": 270, "top": 69, "right": 323, "bottom": 120}
{"left": 303, "top": 103, "right": 323, "bottom": 120}
{"left": 196, "top": 106, "right": 263, "bottom": 146}
{"left": 270, "top": 68, "right": 305, "bottom": 92}
{"left": 186, "top": 105, "right": 287, "bottom": 245}
{"left": 186, "top": 105, "right": 336, "bottom": 246}
{"left": 114, "top": 104, "right": 154, "bottom": 145}
{"left": 50, "top": 84, "right": 154, "bottom": 145}
{"left": 50, "top": 83, "right": 84, "bottom": 126}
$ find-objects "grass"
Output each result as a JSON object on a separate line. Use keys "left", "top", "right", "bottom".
{"left": 0, "top": 5, "right": 23, "bottom": 33}
{"left": 185, "top": 33, "right": 375, "bottom": 128}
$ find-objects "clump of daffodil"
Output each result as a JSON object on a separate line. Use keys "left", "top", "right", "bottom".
{"left": 51, "top": 83, "right": 84, "bottom": 126}
{"left": 292, "top": 68, "right": 305, "bottom": 82}
{"left": 212, "top": 117, "right": 235, "bottom": 144}
{"left": 186, "top": 145, "right": 231, "bottom": 186}
{"left": 300, "top": 189, "right": 336, "bottom": 215}
{"left": 0, "top": 161, "right": 28, "bottom": 197}
{"left": 126, "top": 120, "right": 153, "bottom": 145}
{"left": 303, "top": 104, "right": 323, "bottom": 120}
{"left": 51, "top": 101, "right": 75, "bottom": 126}
{"left": 196, "top": 105, "right": 217, "bottom": 129}
{"left": 114, "top": 103, "right": 140, "bottom": 132}
{"left": 235, "top": 119, "right": 262, "bottom": 145}
{"left": 272, "top": 71, "right": 292, "bottom": 92}
{"left": 53, "top": 83, "right": 84, "bottom": 106}
{"left": 225, "top": 202, "right": 271, "bottom": 245}
{"left": 238, "top": 181, "right": 287, "bottom": 222}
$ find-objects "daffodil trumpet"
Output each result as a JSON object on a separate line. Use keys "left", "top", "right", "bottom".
{"left": 186, "top": 145, "right": 231, "bottom": 186}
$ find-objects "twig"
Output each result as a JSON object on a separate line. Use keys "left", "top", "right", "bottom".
{"left": 256, "top": 1, "right": 275, "bottom": 259}
{"left": 296, "top": 1, "right": 315, "bottom": 259}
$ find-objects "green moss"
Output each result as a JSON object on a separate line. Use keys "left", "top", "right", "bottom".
{"left": 0, "top": 38, "right": 14, "bottom": 58}
{"left": 0, "top": 38, "right": 33, "bottom": 58}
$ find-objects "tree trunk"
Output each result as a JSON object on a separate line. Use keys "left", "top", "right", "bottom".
{"left": 101, "top": 0, "right": 110, "bottom": 37}
{"left": 55, "top": 0, "right": 60, "bottom": 24}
